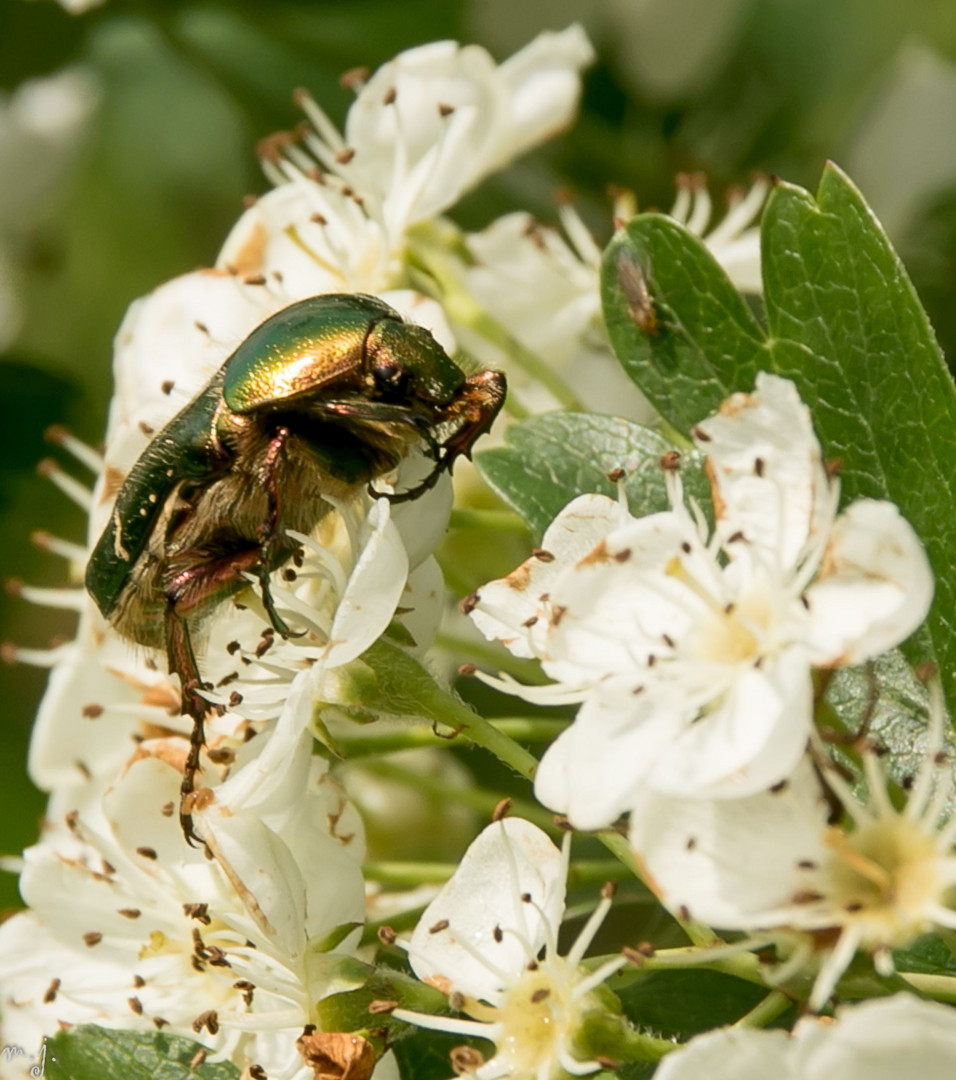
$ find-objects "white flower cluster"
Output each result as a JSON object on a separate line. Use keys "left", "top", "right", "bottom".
{"left": 7, "top": 17, "right": 954, "bottom": 1080}
{"left": 0, "top": 28, "right": 599, "bottom": 1079}
{"left": 470, "top": 372, "right": 946, "bottom": 1010}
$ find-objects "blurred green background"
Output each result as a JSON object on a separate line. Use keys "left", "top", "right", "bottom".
{"left": 6, "top": 0, "right": 956, "bottom": 909}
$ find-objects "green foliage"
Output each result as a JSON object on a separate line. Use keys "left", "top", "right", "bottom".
{"left": 474, "top": 412, "right": 708, "bottom": 538}
{"left": 45, "top": 1027, "right": 240, "bottom": 1080}
{"left": 602, "top": 163, "right": 956, "bottom": 714}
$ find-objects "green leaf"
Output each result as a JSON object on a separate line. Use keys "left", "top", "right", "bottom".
{"left": 602, "top": 220, "right": 767, "bottom": 432}
{"left": 614, "top": 970, "right": 772, "bottom": 1040}
{"left": 761, "top": 166, "right": 956, "bottom": 701}
{"left": 45, "top": 1027, "right": 240, "bottom": 1080}
{"left": 474, "top": 412, "right": 708, "bottom": 538}
{"left": 602, "top": 164, "right": 956, "bottom": 712}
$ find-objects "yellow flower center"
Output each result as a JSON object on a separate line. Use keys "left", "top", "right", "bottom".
{"left": 468, "top": 957, "right": 587, "bottom": 1079}
{"left": 824, "top": 817, "right": 944, "bottom": 944}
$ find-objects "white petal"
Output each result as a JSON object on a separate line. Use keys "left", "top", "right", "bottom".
{"left": 324, "top": 500, "right": 409, "bottom": 668}
{"left": 470, "top": 493, "right": 630, "bottom": 659}
{"left": 489, "top": 25, "right": 595, "bottom": 169}
{"left": 27, "top": 626, "right": 142, "bottom": 790}
{"left": 408, "top": 819, "right": 565, "bottom": 1002}
{"left": 199, "top": 810, "right": 309, "bottom": 960}
{"left": 543, "top": 510, "right": 704, "bottom": 681}
{"left": 695, "top": 373, "right": 830, "bottom": 570}
{"left": 629, "top": 756, "right": 830, "bottom": 928}
{"left": 649, "top": 650, "right": 813, "bottom": 798}
{"left": 218, "top": 181, "right": 391, "bottom": 296}
{"left": 653, "top": 1026, "right": 794, "bottom": 1080}
{"left": 804, "top": 499, "right": 934, "bottom": 665}
{"left": 794, "top": 994, "right": 956, "bottom": 1079}
{"left": 534, "top": 689, "right": 690, "bottom": 829}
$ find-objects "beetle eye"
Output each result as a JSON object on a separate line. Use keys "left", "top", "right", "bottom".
{"left": 373, "top": 359, "right": 410, "bottom": 396}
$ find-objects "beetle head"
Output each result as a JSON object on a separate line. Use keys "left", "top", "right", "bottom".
{"left": 365, "top": 318, "right": 464, "bottom": 405}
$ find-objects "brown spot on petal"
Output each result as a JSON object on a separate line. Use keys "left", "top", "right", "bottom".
{"left": 230, "top": 222, "right": 269, "bottom": 274}
{"left": 101, "top": 465, "right": 127, "bottom": 502}
{"left": 43, "top": 978, "right": 61, "bottom": 1003}
{"left": 717, "top": 390, "right": 754, "bottom": 418}
{"left": 83, "top": 932, "right": 103, "bottom": 947}
{"left": 705, "top": 459, "right": 726, "bottom": 521}
{"left": 504, "top": 564, "right": 533, "bottom": 591}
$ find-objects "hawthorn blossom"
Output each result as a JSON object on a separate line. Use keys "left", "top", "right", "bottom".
{"left": 0, "top": 679, "right": 366, "bottom": 1079}
{"left": 469, "top": 374, "right": 933, "bottom": 826}
{"left": 653, "top": 994, "right": 956, "bottom": 1080}
{"left": 630, "top": 684, "right": 956, "bottom": 1008}
{"left": 219, "top": 27, "right": 594, "bottom": 300}
{"left": 456, "top": 174, "right": 767, "bottom": 415}
{"left": 393, "top": 818, "right": 627, "bottom": 1080}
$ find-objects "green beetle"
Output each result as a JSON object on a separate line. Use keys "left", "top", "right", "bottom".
{"left": 86, "top": 292, "right": 506, "bottom": 843}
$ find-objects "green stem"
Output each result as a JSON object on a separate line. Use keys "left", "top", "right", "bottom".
{"left": 734, "top": 989, "right": 792, "bottom": 1028}
{"left": 449, "top": 507, "right": 530, "bottom": 533}
{"left": 612, "top": 941, "right": 774, "bottom": 989}
{"left": 407, "top": 234, "right": 584, "bottom": 411}
{"left": 902, "top": 972, "right": 956, "bottom": 1004}
{"left": 434, "top": 630, "right": 553, "bottom": 685}
{"left": 334, "top": 717, "right": 569, "bottom": 758}
{"left": 359, "top": 758, "right": 554, "bottom": 830}
{"left": 364, "top": 862, "right": 455, "bottom": 887}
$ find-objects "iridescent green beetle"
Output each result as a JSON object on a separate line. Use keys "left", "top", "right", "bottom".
{"left": 86, "top": 292, "right": 506, "bottom": 843}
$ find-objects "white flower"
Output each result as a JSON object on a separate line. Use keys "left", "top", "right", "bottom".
{"left": 0, "top": 67, "right": 98, "bottom": 349}
{"left": 653, "top": 994, "right": 956, "bottom": 1080}
{"left": 220, "top": 27, "right": 594, "bottom": 297}
{"left": 393, "top": 818, "right": 626, "bottom": 1080}
{"left": 469, "top": 374, "right": 933, "bottom": 826}
{"left": 0, "top": 683, "right": 365, "bottom": 1078}
{"left": 667, "top": 172, "right": 767, "bottom": 294}
{"left": 630, "top": 688, "right": 956, "bottom": 1009}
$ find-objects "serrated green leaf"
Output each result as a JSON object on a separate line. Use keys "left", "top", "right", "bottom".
{"left": 474, "top": 412, "right": 708, "bottom": 538}
{"left": 45, "top": 1027, "right": 240, "bottom": 1080}
{"left": 761, "top": 165, "right": 956, "bottom": 705}
{"left": 602, "top": 165, "right": 956, "bottom": 713}
{"left": 602, "top": 220, "right": 768, "bottom": 432}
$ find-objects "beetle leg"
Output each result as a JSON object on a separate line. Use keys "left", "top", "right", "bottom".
{"left": 315, "top": 399, "right": 448, "bottom": 501}
{"left": 164, "top": 546, "right": 263, "bottom": 845}
{"left": 164, "top": 605, "right": 210, "bottom": 849}
{"left": 257, "top": 426, "right": 305, "bottom": 640}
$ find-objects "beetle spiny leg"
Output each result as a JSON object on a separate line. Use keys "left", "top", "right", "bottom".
{"left": 165, "top": 606, "right": 210, "bottom": 850}
{"left": 256, "top": 561, "right": 306, "bottom": 640}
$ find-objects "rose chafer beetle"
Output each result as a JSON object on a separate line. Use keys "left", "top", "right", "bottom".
{"left": 86, "top": 292, "right": 506, "bottom": 843}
